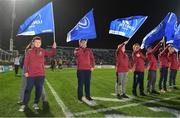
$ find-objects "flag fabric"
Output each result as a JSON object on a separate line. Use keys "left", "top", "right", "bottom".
{"left": 141, "top": 12, "right": 177, "bottom": 49}
{"left": 17, "top": 2, "right": 54, "bottom": 36}
{"left": 66, "top": 9, "right": 96, "bottom": 42}
{"left": 169, "top": 25, "right": 180, "bottom": 51}
{"left": 165, "top": 12, "right": 177, "bottom": 43}
{"left": 109, "top": 16, "right": 148, "bottom": 38}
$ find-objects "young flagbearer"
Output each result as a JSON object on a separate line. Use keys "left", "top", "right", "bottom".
{"left": 19, "top": 36, "right": 56, "bottom": 112}
{"left": 132, "top": 43, "right": 146, "bottom": 96}
{"left": 115, "top": 41, "right": 130, "bottom": 99}
{"left": 74, "top": 39, "right": 96, "bottom": 104}
{"left": 158, "top": 44, "right": 170, "bottom": 93}
{"left": 168, "top": 46, "right": 179, "bottom": 90}
{"left": 146, "top": 39, "right": 163, "bottom": 94}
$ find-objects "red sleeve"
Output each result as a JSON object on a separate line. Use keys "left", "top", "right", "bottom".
{"left": 89, "top": 49, "right": 95, "bottom": 68}
{"left": 24, "top": 51, "right": 30, "bottom": 74}
{"left": 115, "top": 43, "right": 125, "bottom": 67}
{"left": 45, "top": 48, "right": 56, "bottom": 57}
{"left": 152, "top": 41, "right": 162, "bottom": 53}
{"left": 74, "top": 48, "right": 81, "bottom": 57}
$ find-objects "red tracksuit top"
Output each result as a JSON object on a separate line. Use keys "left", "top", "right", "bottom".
{"left": 146, "top": 42, "right": 161, "bottom": 71}
{"left": 74, "top": 47, "right": 95, "bottom": 70}
{"left": 24, "top": 47, "right": 56, "bottom": 77}
{"left": 168, "top": 52, "right": 179, "bottom": 70}
{"left": 158, "top": 46, "right": 169, "bottom": 68}
{"left": 132, "top": 49, "right": 146, "bottom": 72}
{"left": 115, "top": 43, "right": 129, "bottom": 72}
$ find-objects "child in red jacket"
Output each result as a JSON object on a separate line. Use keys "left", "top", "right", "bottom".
{"left": 146, "top": 40, "right": 163, "bottom": 94}
{"left": 132, "top": 43, "right": 146, "bottom": 96}
{"left": 19, "top": 36, "right": 56, "bottom": 112}
{"left": 74, "top": 39, "right": 95, "bottom": 103}
{"left": 115, "top": 41, "right": 130, "bottom": 99}
{"left": 168, "top": 46, "right": 179, "bottom": 90}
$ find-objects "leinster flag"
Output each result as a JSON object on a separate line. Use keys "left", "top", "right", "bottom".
{"left": 66, "top": 9, "right": 96, "bottom": 42}
{"left": 141, "top": 12, "right": 177, "bottom": 49}
{"left": 17, "top": 2, "right": 54, "bottom": 36}
{"left": 109, "top": 16, "right": 147, "bottom": 38}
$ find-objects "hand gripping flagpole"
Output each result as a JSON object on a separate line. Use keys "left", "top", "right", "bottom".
{"left": 51, "top": 2, "right": 56, "bottom": 43}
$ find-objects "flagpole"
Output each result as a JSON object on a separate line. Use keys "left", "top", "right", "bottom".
{"left": 51, "top": 2, "right": 56, "bottom": 42}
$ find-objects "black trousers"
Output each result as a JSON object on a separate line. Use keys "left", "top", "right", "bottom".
{"left": 159, "top": 67, "right": 168, "bottom": 90}
{"left": 169, "top": 69, "right": 177, "bottom": 88}
{"left": 14, "top": 65, "right": 19, "bottom": 75}
{"left": 23, "top": 76, "right": 44, "bottom": 105}
{"left": 132, "top": 71, "right": 144, "bottom": 94}
{"left": 77, "top": 70, "right": 91, "bottom": 100}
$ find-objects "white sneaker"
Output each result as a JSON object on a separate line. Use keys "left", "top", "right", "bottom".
{"left": 32, "top": 104, "right": 40, "bottom": 110}
{"left": 19, "top": 105, "right": 26, "bottom": 112}
{"left": 82, "top": 97, "right": 97, "bottom": 106}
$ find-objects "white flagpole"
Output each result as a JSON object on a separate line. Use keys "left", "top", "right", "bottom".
{"left": 51, "top": 2, "right": 56, "bottom": 42}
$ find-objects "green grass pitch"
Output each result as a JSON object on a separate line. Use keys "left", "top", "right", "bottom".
{"left": 0, "top": 68, "right": 179, "bottom": 117}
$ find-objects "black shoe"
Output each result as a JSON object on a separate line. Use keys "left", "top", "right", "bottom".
{"left": 140, "top": 93, "right": 147, "bottom": 96}
{"left": 151, "top": 90, "right": 160, "bottom": 94}
{"left": 132, "top": 92, "right": 137, "bottom": 96}
{"left": 173, "top": 87, "right": 179, "bottom": 90}
{"left": 117, "top": 94, "right": 122, "bottom": 99}
{"left": 86, "top": 96, "right": 93, "bottom": 101}
{"left": 121, "top": 94, "right": 129, "bottom": 98}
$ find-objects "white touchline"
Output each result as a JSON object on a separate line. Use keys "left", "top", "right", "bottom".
{"left": 45, "top": 79, "right": 74, "bottom": 117}
{"left": 148, "top": 107, "right": 180, "bottom": 117}
{"left": 74, "top": 96, "right": 179, "bottom": 116}
{"left": 92, "top": 96, "right": 133, "bottom": 102}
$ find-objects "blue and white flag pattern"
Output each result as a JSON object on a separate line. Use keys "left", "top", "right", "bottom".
{"left": 141, "top": 12, "right": 177, "bottom": 49}
{"left": 17, "top": 2, "right": 54, "bottom": 36}
{"left": 109, "top": 16, "right": 147, "bottom": 38}
{"left": 66, "top": 9, "right": 96, "bottom": 42}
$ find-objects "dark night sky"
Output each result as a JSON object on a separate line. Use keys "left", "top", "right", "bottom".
{"left": 0, "top": 0, "right": 180, "bottom": 52}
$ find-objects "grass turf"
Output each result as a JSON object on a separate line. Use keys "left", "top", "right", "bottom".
{"left": 0, "top": 68, "right": 179, "bottom": 117}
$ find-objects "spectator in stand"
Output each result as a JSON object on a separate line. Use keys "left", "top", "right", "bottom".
{"left": 14, "top": 55, "right": 20, "bottom": 76}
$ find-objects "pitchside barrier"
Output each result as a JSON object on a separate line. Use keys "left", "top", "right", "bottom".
{"left": 0, "top": 65, "right": 13, "bottom": 73}
{"left": 45, "top": 65, "right": 115, "bottom": 69}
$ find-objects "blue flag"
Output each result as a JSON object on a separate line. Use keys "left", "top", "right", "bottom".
{"left": 169, "top": 25, "right": 180, "bottom": 51}
{"left": 165, "top": 13, "right": 177, "bottom": 43}
{"left": 17, "top": 2, "right": 54, "bottom": 36}
{"left": 141, "top": 12, "right": 177, "bottom": 49}
{"left": 109, "top": 16, "right": 148, "bottom": 38}
{"left": 66, "top": 9, "right": 96, "bottom": 42}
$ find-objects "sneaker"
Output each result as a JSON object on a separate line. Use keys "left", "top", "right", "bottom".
{"left": 167, "top": 89, "right": 172, "bottom": 92}
{"left": 151, "top": 90, "right": 160, "bottom": 94}
{"left": 19, "top": 105, "right": 26, "bottom": 112}
{"left": 17, "top": 100, "right": 23, "bottom": 105}
{"left": 32, "top": 104, "right": 40, "bottom": 110}
{"left": 121, "top": 94, "right": 129, "bottom": 98}
{"left": 140, "top": 93, "right": 147, "bottom": 96}
{"left": 173, "top": 87, "right": 179, "bottom": 90}
{"left": 132, "top": 92, "right": 137, "bottom": 96}
{"left": 86, "top": 96, "right": 93, "bottom": 101}
{"left": 116, "top": 94, "right": 122, "bottom": 99}
{"left": 159, "top": 89, "right": 166, "bottom": 93}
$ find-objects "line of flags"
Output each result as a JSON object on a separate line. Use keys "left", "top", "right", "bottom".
{"left": 16, "top": 2, "right": 180, "bottom": 51}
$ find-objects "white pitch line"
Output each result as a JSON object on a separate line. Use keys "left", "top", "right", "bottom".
{"left": 92, "top": 96, "right": 133, "bottom": 102}
{"left": 148, "top": 107, "right": 180, "bottom": 117}
{"left": 74, "top": 96, "right": 179, "bottom": 116}
{"left": 45, "top": 79, "right": 73, "bottom": 117}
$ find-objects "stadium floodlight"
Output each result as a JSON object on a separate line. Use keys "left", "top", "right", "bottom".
{"left": 9, "top": 0, "right": 16, "bottom": 52}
